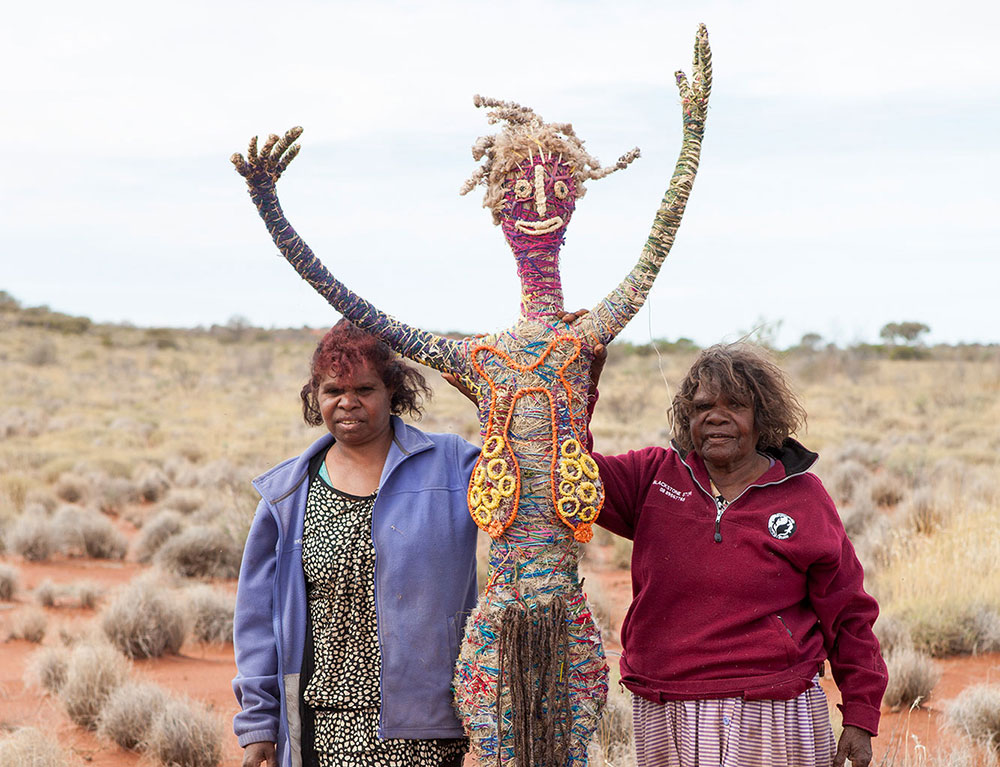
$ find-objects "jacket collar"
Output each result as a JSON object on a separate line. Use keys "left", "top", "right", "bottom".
{"left": 253, "top": 416, "right": 435, "bottom": 504}
{"left": 671, "top": 437, "right": 818, "bottom": 491}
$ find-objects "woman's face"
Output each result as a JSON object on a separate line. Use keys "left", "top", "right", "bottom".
{"left": 317, "top": 361, "right": 394, "bottom": 447}
{"left": 688, "top": 381, "right": 759, "bottom": 470}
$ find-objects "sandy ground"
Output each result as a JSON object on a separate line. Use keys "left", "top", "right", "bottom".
{"left": 1, "top": 527, "right": 995, "bottom": 766}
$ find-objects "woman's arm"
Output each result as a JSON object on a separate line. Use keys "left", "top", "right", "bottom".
{"left": 583, "top": 25, "right": 712, "bottom": 345}
{"left": 231, "top": 129, "right": 476, "bottom": 390}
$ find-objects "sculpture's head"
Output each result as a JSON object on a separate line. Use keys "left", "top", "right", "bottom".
{"left": 461, "top": 96, "right": 640, "bottom": 255}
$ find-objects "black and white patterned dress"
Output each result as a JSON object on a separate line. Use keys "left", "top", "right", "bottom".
{"left": 300, "top": 458, "right": 467, "bottom": 767}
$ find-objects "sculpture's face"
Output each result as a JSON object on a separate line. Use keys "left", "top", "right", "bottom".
{"left": 499, "top": 154, "right": 577, "bottom": 252}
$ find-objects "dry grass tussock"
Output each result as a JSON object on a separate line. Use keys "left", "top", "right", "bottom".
{"left": 7, "top": 514, "right": 58, "bottom": 561}
{"left": 153, "top": 524, "right": 242, "bottom": 579}
{"left": 53, "top": 505, "right": 127, "bottom": 559}
{"left": 883, "top": 647, "right": 940, "bottom": 710}
{"left": 185, "top": 584, "right": 235, "bottom": 643}
{"left": 59, "top": 640, "right": 130, "bottom": 728}
{"left": 145, "top": 696, "right": 223, "bottom": 767}
{"left": 101, "top": 576, "right": 188, "bottom": 658}
{"left": 6, "top": 606, "right": 48, "bottom": 642}
{"left": 131, "top": 509, "right": 185, "bottom": 562}
{"left": 589, "top": 685, "right": 635, "bottom": 767}
{"left": 946, "top": 684, "right": 1000, "bottom": 754}
{"left": 0, "top": 561, "right": 19, "bottom": 599}
{"left": 34, "top": 578, "right": 103, "bottom": 608}
{"left": 25, "top": 645, "right": 70, "bottom": 694}
{"left": 97, "top": 680, "right": 168, "bottom": 751}
{"left": 1, "top": 726, "right": 81, "bottom": 767}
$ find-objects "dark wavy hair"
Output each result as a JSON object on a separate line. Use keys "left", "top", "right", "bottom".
{"left": 670, "top": 343, "right": 807, "bottom": 452}
{"left": 300, "top": 320, "right": 432, "bottom": 426}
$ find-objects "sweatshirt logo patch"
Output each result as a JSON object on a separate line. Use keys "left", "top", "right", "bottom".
{"left": 768, "top": 513, "right": 796, "bottom": 540}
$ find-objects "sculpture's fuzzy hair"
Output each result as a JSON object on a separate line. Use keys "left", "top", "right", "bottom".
{"left": 461, "top": 95, "right": 640, "bottom": 224}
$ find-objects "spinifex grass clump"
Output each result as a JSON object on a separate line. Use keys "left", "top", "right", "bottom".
{"left": 101, "top": 577, "right": 188, "bottom": 658}
{"left": 131, "top": 509, "right": 184, "bottom": 563}
{"left": 0, "top": 562, "right": 19, "bottom": 600}
{"left": 153, "top": 525, "right": 242, "bottom": 579}
{"left": 946, "top": 684, "right": 1000, "bottom": 753}
{"left": 97, "top": 680, "right": 168, "bottom": 751}
{"left": 53, "top": 506, "right": 127, "bottom": 559}
{"left": 883, "top": 647, "right": 940, "bottom": 710}
{"left": 25, "top": 645, "right": 70, "bottom": 694}
{"left": 7, "top": 607, "right": 48, "bottom": 642}
{"left": 2, "top": 726, "right": 79, "bottom": 767}
{"left": 185, "top": 585, "right": 235, "bottom": 643}
{"left": 146, "top": 697, "right": 223, "bottom": 767}
{"left": 8, "top": 514, "right": 58, "bottom": 561}
{"left": 59, "top": 641, "right": 130, "bottom": 729}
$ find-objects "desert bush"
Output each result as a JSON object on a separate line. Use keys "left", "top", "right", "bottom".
{"left": 905, "top": 604, "right": 1000, "bottom": 657}
{"left": 946, "top": 683, "right": 1000, "bottom": 753}
{"left": 77, "top": 580, "right": 103, "bottom": 609}
{"left": 132, "top": 509, "right": 184, "bottom": 563}
{"left": 101, "top": 577, "right": 188, "bottom": 658}
{"left": 869, "top": 471, "right": 905, "bottom": 508}
{"left": 874, "top": 614, "right": 912, "bottom": 655}
{"left": 95, "top": 476, "right": 140, "bottom": 513}
{"left": 900, "top": 487, "right": 947, "bottom": 535}
{"left": 35, "top": 579, "right": 102, "bottom": 609}
{"left": 24, "top": 339, "right": 57, "bottom": 366}
{"left": 162, "top": 487, "right": 205, "bottom": 515}
{"left": 145, "top": 696, "right": 223, "bottom": 767}
{"left": 186, "top": 585, "right": 235, "bottom": 643}
{"left": 34, "top": 578, "right": 58, "bottom": 606}
{"left": 883, "top": 647, "right": 940, "bottom": 710}
{"left": 54, "top": 506, "right": 127, "bottom": 559}
{"left": 1, "top": 726, "right": 79, "bottom": 766}
{"left": 7, "top": 514, "right": 58, "bottom": 561}
{"left": 820, "top": 459, "right": 870, "bottom": 506}
{"left": 59, "top": 641, "right": 130, "bottom": 728}
{"left": 0, "top": 562, "right": 19, "bottom": 600}
{"left": 137, "top": 466, "right": 170, "bottom": 502}
{"left": 54, "top": 474, "right": 89, "bottom": 504}
{"left": 25, "top": 645, "right": 70, "bottom": 693}
{"left": 97, "top": 680, "right": 168, "bottom": 750}
{"left": 7, "top": 607, "right": 48, "bottom": 642}
{"left": 154, "top": 524, "right": 242, "bottom": 579}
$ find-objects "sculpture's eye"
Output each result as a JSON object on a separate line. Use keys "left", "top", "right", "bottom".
{"left": 514, "top": 179, "right": 532, "bottom": 199}
{"left": 554, "top": 181, "right": 569, "bottom": 200}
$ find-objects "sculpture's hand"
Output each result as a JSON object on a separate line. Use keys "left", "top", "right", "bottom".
{"left": 230, "top": 126, "right": 304, "bottom": 193}
{"left": 675, "top": 24, "right": 712, "bottom": 131}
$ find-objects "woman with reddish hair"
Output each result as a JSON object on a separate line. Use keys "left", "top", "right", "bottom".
{"left": 233, "top": 319, "right": 479, "bottom": 767}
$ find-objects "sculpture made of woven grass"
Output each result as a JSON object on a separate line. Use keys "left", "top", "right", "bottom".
{"left": 233, "top": 25, "right": 712, "bottom": 766}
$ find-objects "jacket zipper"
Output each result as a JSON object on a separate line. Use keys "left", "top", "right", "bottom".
{"left": 677, "top": 449, "right": 811, "bottom": 543}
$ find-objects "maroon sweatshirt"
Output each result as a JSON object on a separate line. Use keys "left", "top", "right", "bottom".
{"left": 593, "top": 439, "right": 887, "bottom": 735}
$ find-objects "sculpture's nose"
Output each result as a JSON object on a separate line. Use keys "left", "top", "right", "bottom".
{"left": 533, "top": 164, "right": 548, "bottom": 216}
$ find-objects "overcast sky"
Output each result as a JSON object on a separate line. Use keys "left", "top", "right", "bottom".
{"left": 2, "top": 0, "right": 997, "bottom": 347}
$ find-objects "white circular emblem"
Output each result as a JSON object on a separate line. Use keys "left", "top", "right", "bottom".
{"left": 768, "top": 513, "right": 796, "bottom": 540}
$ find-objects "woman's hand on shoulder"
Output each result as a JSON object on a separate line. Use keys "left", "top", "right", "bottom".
{"left": 243, "top": 741, "right": 277, "bottom": 767}
{"left": 834, "top": 725, "right": 872, "bottom": 767}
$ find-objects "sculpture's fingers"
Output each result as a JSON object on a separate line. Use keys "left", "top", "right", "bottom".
{"left": 230, "top": 152, "right": 250, "bottom": 177}
{"left": 675, "top": 70, "right": 692, "bottom": 103}
{"left": 270, "top": 126, "right": 303, "bottom": 163}
{"left": 260, "top": 133, "right": 280, "bottom": 166}
{"left": 275, "top": 143, "right": 301, "bottom": 177}
{"left": 247, "top": 135, "right": 259, "bottom": 162}
{"left": 694, "top": 24, "right": 713, "bottom": 103}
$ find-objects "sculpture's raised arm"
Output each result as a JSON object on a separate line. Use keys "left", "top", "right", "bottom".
{"left": 231, "top": 129, "right": 476, "bottom": 390}
{"left": 585, "top": 24, "right": 712, "bottom": 345}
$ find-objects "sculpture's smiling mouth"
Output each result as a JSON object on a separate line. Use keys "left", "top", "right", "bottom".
{"left": 514, "top": 216, "right": 564, "bottom": 235}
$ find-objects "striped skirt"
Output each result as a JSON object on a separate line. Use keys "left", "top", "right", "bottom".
{"left": 632, "top": 677, "right": 836, "bottom": 767}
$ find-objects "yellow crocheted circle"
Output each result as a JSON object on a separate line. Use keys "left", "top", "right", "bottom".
{"left": 473, "top": 466, "right": 487, "bottom": 486}
{"left": 560, "top": 439, "right": 582, "bottom": 459}
{"left": 557, "top": 496, "right": 580, "bottom": 519}
{"left": 487, "top": 458, "right": 508, "bottom": 481}
{"left": 580, "top": 455, "right": 599, "bottom": 480}
{"left": 483, "top": 435, "right": 505, "bottom": 459}
{"left": 576, "top": 481, "right": 598, "bottom": 504}
{"left": 558, "top": 480, "right": 575, "bottom": 497}
{"left": 578, "top": 505, "right": 598, "bottom": 523}
{"left": 559, "top": 458, "right": 583, "bottom": 482}
{"left": 469, "top": 486, "right": 482, "bottom": 508}
{"left": 473, "top": 505, "right": 492, "bottom": 525}
{"left": 482, "top": 488, "right": 502, "bottom": 511}
{"left": 497, "top": 475, "right": 516, "bottom": 498}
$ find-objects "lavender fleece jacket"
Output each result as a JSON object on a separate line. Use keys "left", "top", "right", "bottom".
{"left": 232, "top": 417, "right": 479, "bottom": 766}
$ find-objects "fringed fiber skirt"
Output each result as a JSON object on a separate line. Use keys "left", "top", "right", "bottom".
{"left": 631, "top": 676, "right": 836, "bottom": 767}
